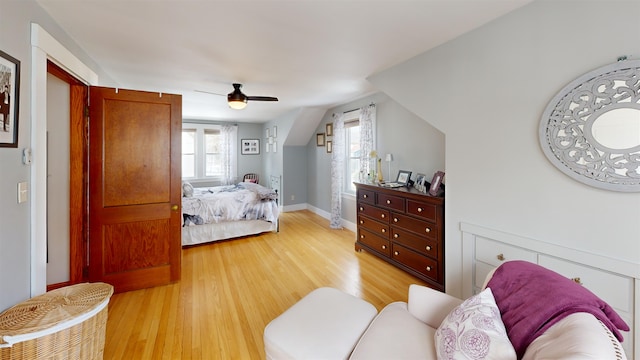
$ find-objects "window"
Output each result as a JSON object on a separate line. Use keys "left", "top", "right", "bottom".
{"left": 182, "top": 129, "right": 196, "bottom": 178}
{"left": 344, "top": 119, "right": 360, "bottom": 194}
{"left": 182, "top": 123, "right": 236, "bottom": 182}
{"left": 204, "top": 129, "right": 222, "bottom": 176}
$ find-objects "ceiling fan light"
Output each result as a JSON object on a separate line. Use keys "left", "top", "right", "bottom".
{"left": 228, "top": 99, "right": 247, "bottom": 110}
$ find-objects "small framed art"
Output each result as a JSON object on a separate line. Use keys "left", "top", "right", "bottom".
{"left": 241, "top": 139, "right": 260, "bottom": 155}
{"left": 0, "top": 50, "right": 20, "bottom": 148}
{"left": 396, "top": 170, "right": 412, "bottom": 185}
{"left": 326, "top": 122, "right": 333, "bottom": 137}
{"left": 326, "top": 140, "right": 332, "bottom": 153}
{"left": 428, "top": 171, "right": 445, "bottom": 196}
{"left": 414, "top": 173, "right": 427, "bottom": 193}
{"left": 316, "top": 133, "right": 325, "bottom": 146}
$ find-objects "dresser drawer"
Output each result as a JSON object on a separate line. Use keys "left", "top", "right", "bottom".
{"left": 358, "top": 216, "right": 390, "bottom": 238}
{"left": 391, "top": 213, "right": 437, "bottom": 240}
{"left": 475, "top": 236, "right": 537, "bottom": 267}
{"left": 392, "top": 244, "right": 439, "bottom": 282}
{"left": 392, "top": 227, "right": 439, "bottom": 260}
{"left": 357, "top": 188, "right": 375, "bottom": 204}
{"left": 406, "top": 200, "right": 437, "bottom": 222}
{"left": 357, "top": 203, "right": 390, "bottom": 223}
{"left": 376, "top": 193, "right": 405, "bottom": 212}
{"left": 538, "top": 255, "right": 633, "bottom": 313}
{"left": 358, "top": 229, "right": 391, "bottom": 257}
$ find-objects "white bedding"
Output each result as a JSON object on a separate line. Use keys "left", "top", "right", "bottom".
{"left": 181, "top": 182, "right": 279, "bottom": 246}
{"left": 182, "top": 182, "right": 279, "bottom": 225}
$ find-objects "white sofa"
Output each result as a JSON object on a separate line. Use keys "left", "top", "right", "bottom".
{"left": 349, "top": 284, "right": 626, "bottom": 359}
{"left": 349, "top": 261, "right": 628, "bottom": 360}
{"left": 265, "top": 260, "right": 629, "bottom": 360}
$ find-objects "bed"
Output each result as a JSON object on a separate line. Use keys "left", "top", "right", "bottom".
{"left": 181, "top": 177, "right": 280, "bottom": 246}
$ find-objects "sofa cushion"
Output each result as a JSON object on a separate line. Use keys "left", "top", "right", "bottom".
{"left": 435, "top": 288, "right": 516, "bottom": 360}
{"left": 349, "top": 302, "right": 437, "bottom": 359}
{"left": 522, "top": 312, "right": 627, "bottom": 360}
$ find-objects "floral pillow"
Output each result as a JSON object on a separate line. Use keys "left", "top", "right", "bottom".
{"left": 435, "top": 288, "right": 516, "bottom": 360}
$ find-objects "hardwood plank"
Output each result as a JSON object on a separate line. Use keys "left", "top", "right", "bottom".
{"left": 104, "top": 210, "right": 429, "bottom": 359}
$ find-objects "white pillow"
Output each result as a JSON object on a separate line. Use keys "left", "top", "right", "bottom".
{"left": 182, "top": 181, "right": 194, "bottom": 197}
{"left": 435, "top": 288, "right": 516, "bottom": 360}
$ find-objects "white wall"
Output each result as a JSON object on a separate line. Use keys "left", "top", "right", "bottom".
{"left": 307, "top": 92, "right": 446, "bottom": 223}
{"left": 369, "top": 0, "right": 640, "bottom": 297}
{"left": 0, "top": 0, "right": 116, "bottom": 311}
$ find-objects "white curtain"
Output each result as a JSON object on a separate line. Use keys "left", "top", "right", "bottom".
{"left": 358, "top": 104, "right": 377, "bottom": 181}
{"left": 330, "top": 113, "right": 345, "bottom": 229}
{"left": 220, "top": 124, "right": 237, "bottom": 185}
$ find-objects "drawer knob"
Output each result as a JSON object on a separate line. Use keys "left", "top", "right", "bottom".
{"left": 426, "top": 266, "right": 431, "bottom": 271}
{"left": 381, "top": 214, "right": 386, "bottom": 218}
{"left": 360, "top": 234, "right": 364, "bottom": 239}
{"left": 425, "top": 227, "right": 431, "bottom": 233}
{"left": 394, "top": 234, "right": 399, "bottom": 239}
{"left": 394, "top": 251, "right": 399, "bottom": 256}
{"left": 426, "top": 245, "right": 431, "bottom": 251}
{"left": 381, "top": 229, "right": 386, "bottom": 233}
{"left": 363, "top": 194, "right": 368, "bottom": 198}
{"left": 393, "top": 218, "right": 398, "bottom": 223}
{"left": 417, "top": 207, "right": 423, "bottom": 212}
{"left": 359, "top": 220, "right": 363, "bottom": 224}
{"left": 386, "top": 199, "right": 391, "bottom": 204}
{"left": 497, "top": 253, "right": 505, "bottom": 261}
{"left": 359, "top": 207, "right": 364, "bottom": 211}
{"left": 382, "top": 245, "right": 387, "bottom": 250}
{"left": 572, "top": 277, "right": 583, "bottom": 285}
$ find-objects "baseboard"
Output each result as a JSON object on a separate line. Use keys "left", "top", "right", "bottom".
{"left": 305, "top": 204, "right": 357, "bottom": 233}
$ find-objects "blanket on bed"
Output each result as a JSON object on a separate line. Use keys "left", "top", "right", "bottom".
{"left": 486, "top": 260, "right": 629, "bottom": 358}
{"left": 182, "top": 182, "right": 279, "bottom": 225}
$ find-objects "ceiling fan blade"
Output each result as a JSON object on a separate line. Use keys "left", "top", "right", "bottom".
{"left": 246, "top": 96, "right": 278, "bottom": 102}
{"left": 195, "top": 89, "right": 225, "bottom": 96}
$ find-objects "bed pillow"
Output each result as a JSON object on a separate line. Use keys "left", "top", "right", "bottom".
{"left": 435, "top": 287, "right": 516, "bottom": 360}
{"left": 182, "top": 181, "right": 194, "bottom": 197}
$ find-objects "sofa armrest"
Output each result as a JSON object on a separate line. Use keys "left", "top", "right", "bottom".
{"left": 407, "top": 284, "right": 463, "bottom": 329}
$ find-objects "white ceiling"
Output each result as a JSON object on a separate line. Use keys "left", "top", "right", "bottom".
{"left": 36, "top": 0, "right": 532, "bottom": 123}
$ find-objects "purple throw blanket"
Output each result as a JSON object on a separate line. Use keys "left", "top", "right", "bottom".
{"left": 487, "top": 261, "right": 629, "bottom": 358}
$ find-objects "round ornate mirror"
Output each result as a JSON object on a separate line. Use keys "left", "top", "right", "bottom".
{"left": 539, "top": 59, "right": 640, "bottom": 192}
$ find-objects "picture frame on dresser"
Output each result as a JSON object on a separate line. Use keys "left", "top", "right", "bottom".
{"left": 396, "top": 170, "right": 412, "bottom": 185}
{"left": 414, "top": 173, "right": 427, "bottom": 193}
{"left": 428, "top": 171, "right": 445, "bottom": 196}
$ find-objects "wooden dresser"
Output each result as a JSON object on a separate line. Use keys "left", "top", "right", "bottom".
{"left": 354, "top": 182, "right": 445, "bottom": 291}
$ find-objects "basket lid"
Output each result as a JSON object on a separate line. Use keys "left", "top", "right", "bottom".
{"left": 0, "top": 282, "right": 113, "bottom": 337}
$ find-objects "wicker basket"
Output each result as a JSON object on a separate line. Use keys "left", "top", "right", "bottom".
{"left": 0, "top": 282, "right": 114, "bottom": 360}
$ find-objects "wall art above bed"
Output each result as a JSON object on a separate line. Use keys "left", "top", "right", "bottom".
{"left": 539, "top": 58, "right": 640, "bottom": 192}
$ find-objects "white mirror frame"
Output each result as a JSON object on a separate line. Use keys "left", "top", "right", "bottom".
{"left": 539, "top": 59, "right": 640, "bottom": 192}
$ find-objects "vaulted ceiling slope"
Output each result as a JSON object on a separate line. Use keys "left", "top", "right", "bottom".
{"left": 36, "top": 0, "right": 532, "bottom": 123}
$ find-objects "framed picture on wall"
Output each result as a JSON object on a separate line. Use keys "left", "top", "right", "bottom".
{"left": 241, "top": 139, "right": 260, "bottom": 155}
{"left": 0, "top": 50, "right": 20, "bottom": 148}
{"left": 326, "top": 123, "right": 333, "bottom": 137}
{"left": 326, "top": 140, "right": 332, "bottom": 153}
{"left": 316, "top": 133, "right": 325, "bottom": 146}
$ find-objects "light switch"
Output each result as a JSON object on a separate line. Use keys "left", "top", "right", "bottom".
{"left": 18, "top": 182, "right": 28, "bottom": 203}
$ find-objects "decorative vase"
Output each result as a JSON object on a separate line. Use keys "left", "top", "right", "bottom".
{"left": 377, "top": 158, "right": 383, "bottom": 182}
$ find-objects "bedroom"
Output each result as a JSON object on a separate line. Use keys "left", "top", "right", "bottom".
{"left": 1, "top": 0, "right": 639, "bottom": 357}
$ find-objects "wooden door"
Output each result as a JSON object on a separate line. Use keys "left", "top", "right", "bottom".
{"left": 88, "top": 86, "right": 181, "bottom": 293}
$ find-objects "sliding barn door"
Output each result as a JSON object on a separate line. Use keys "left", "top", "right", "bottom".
{"left": 88, "top": 86, "right": 181, "bottom": 293}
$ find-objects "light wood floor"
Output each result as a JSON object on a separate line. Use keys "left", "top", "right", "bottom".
{"left": 104, "top": 210, "right": 428, "bottom": 359}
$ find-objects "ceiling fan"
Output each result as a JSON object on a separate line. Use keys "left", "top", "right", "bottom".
{"left": 197, "top": 83, "right": 278, "bottom": 110}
